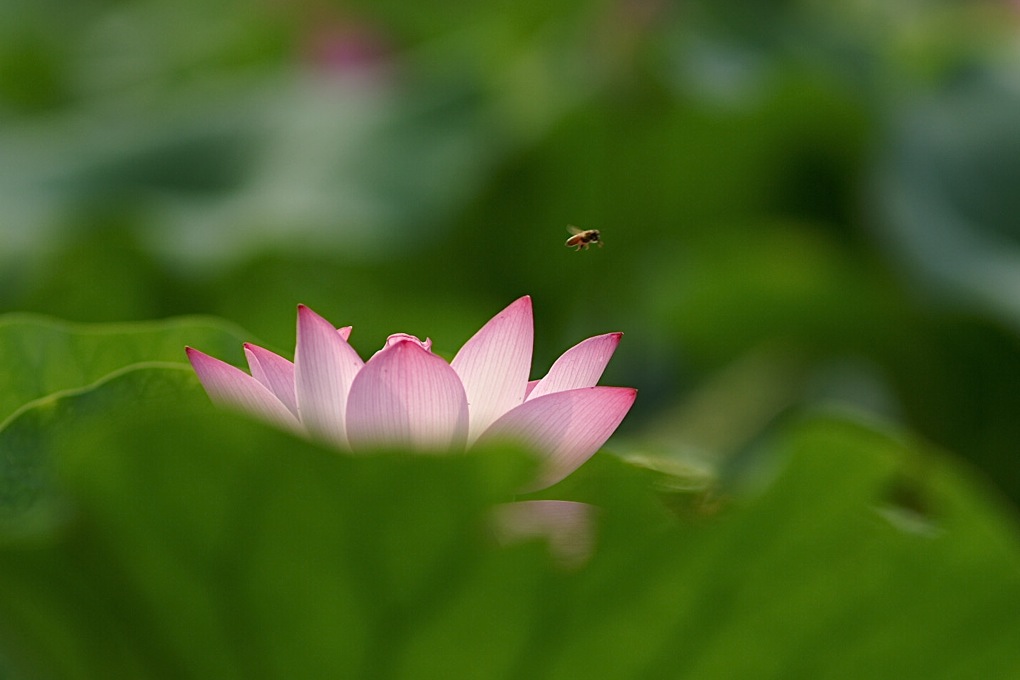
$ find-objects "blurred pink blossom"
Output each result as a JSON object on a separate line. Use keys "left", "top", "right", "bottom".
{"left": 490, "top": 500, "right": 597, "bottom": 569}
{"left": 187, "top": 296, "right": 636, "bottom": 492}
{"left": 301, "top": 20, "right": 394, "bottom": 78}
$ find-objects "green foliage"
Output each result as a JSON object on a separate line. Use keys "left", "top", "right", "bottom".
{"left": 0, "top": 322, "right": 1018, "bottom": 678}
{"left": 0, "top": 315, "right": 251, "bottom": 424}
{"left": 0, "top": 315, "right": 250, "bottom": 522}
{"left": 0, "top": 363, "right": 203, "bottom": 522}
{"left": 3, "top": 1, "right": 1020, "bottom": 675}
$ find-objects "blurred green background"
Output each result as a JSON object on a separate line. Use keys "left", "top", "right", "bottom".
{"left": 4, "top": 1, "right": 1020, "bottom": 677}
{"left": 3, "top": 0, "right": 1020, "bottom": 507}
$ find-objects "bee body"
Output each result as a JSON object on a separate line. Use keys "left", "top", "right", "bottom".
{"left": 565, "top": 225, "right": 603, "bottom": 251}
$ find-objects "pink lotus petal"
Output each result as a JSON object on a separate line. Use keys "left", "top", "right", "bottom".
{"left": 338, "top": 326, "right": 353, "bottom": 341}
{"left": 451, "top": 296, "right": 534, "bottom": 444}
{"left": 346, "top": 339, "right": 469, "bottom": 453}
{"left": 295, "top": 305, "right": 364, "bottom": 448}
{"left": 491, "top": 500, "right": 596, "bottom": 569}
{"left": 524, "top": 379, "right": 540, "bottom": 399}
{"left": 244, "top": 343, "right": 297, "bottom": 416}
{"left": 186, "top": 347, "right": 302, "bottom": 432}
{"left": 475, "top": 386, "right": 637, "bottom": 491}
{"left": 527, "top": 332, "right": 622, "bottom": 401}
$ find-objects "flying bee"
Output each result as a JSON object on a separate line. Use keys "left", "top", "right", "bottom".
{"left": 565, "top": 225, "right": 602, "bottom": 251}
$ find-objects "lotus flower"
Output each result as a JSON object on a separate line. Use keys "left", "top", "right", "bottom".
{"left": 186, "top": 296, "right": 636, "bottom": 491}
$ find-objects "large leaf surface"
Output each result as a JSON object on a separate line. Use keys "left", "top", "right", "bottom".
{"left": 0, "top": 366, "right": 1018, "bottom": 678}
{"left": 0, "top": 314, "right": 251, "bottom": 423}
{"left": 0, "top": 363, "right": 204, "bottom": 520}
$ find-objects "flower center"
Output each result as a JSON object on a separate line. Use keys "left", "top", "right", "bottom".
{"left": 370, "top": 333, "right": 432, "bottom": 360}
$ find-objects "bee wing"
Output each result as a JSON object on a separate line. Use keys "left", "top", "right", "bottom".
{"left": 567, "top": 225, "right": 583, "bottom": 235}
